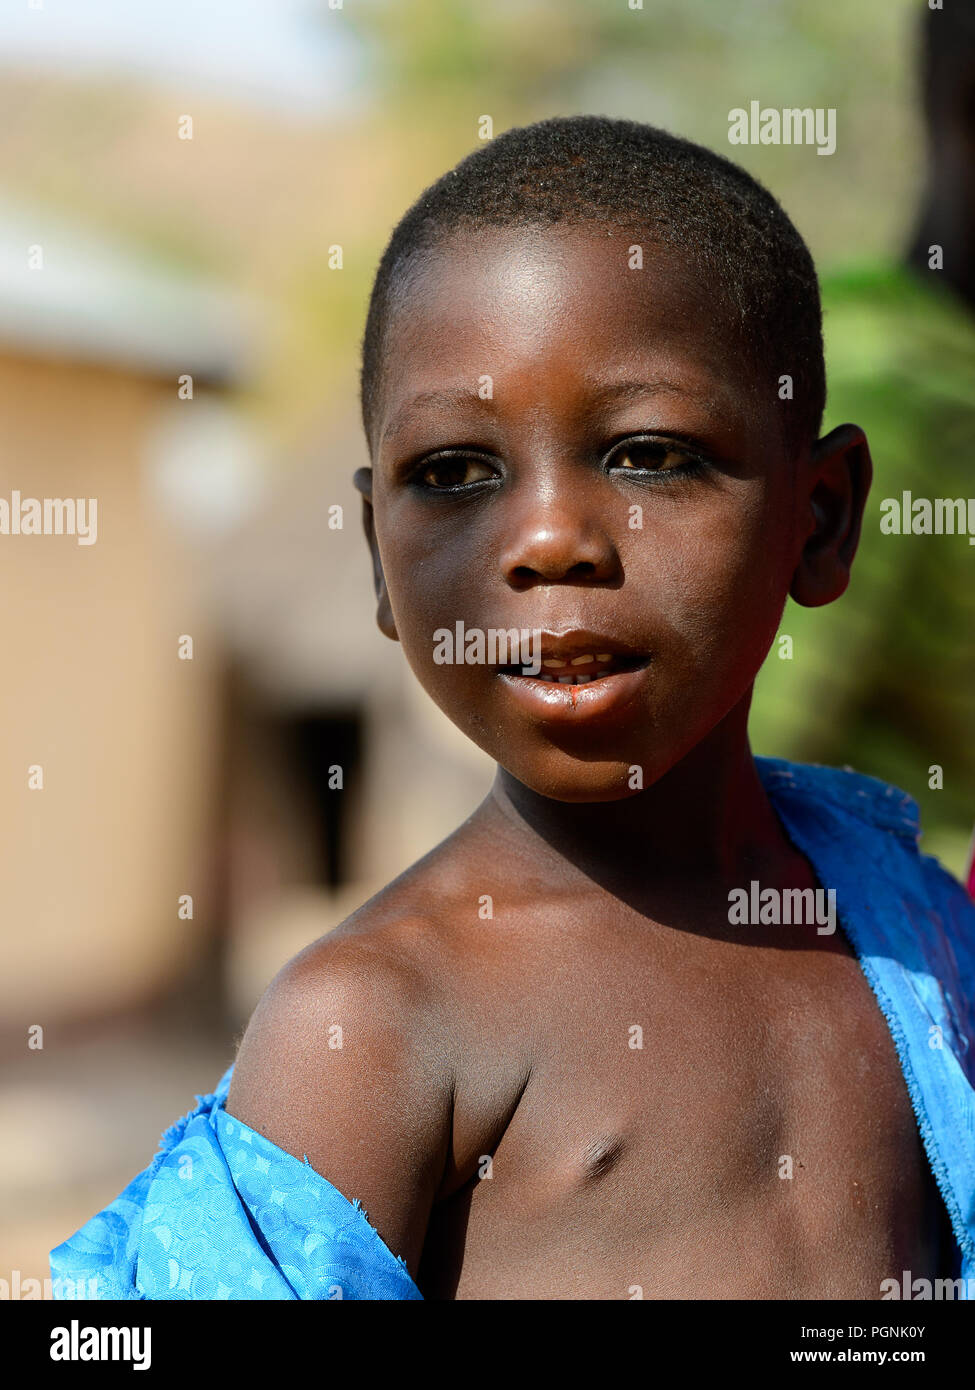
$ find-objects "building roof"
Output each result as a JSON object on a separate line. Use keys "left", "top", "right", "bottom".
{"left": 0, "top": 196, "right": 257, "bottom": 384}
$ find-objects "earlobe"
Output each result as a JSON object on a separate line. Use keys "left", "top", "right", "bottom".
{"left": 375, "top": 571, "right": 398, "bottom": 643}
{"left": 353, "top": 467, "right": 399, "bottom": 642}
{"left": 790, "top": 423, "right": 872, "bottom": 608}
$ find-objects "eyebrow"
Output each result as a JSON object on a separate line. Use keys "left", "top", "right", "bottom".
{"left": 380, "top": 388, "right": 480, "bottom": 446}
{"left": 584, "top": 378, "right": 715, "bottom": 409}
{"left": 379, "top": 376, "right": 716, "bottom": 449}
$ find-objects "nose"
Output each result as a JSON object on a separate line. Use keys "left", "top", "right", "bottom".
{"left": 498, "top": 499, "right": 623, "bottom": 590}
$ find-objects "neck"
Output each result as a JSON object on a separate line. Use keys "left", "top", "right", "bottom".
{"left": 488, "top": 703, "right": 790, "bottom": 898}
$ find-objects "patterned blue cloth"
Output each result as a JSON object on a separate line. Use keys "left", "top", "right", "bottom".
{"left": 50, "top": 1066, "right": 422, "bottom": 1300}
{"left": 50, "top": 758, "right": 975, "bottom": 1299}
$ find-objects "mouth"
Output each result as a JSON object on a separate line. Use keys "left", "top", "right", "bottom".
{"left": 497, "top": 650, "right": 649, "bottom": 684}
{"left": 493, "top": 630, "right": 652, "bottom": 723}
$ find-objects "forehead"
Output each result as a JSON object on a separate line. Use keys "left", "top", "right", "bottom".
{"left": 376, "top": 224, "right": 763, "bottom": 455}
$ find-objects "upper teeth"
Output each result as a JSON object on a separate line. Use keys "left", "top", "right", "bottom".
{"left": 542, "top": 652, "right": 612, "bottom": 669}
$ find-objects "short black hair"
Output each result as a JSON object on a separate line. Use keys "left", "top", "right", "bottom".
{"left": 359, "top": 115, "right": 825, "bottom": 457}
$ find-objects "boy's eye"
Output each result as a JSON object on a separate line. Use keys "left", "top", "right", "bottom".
{"left": 606, "top": 439, "right": 703, "bottom": 474}
{"left": 417, "top": 455, "right": 495, "bottom": 489}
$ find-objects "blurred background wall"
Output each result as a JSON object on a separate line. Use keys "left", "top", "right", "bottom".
{"left": 0, "top": 0, "right": 971, "bottom": 1292}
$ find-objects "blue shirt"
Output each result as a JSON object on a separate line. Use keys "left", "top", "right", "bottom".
{"left": 50, "top": 758, "right": 975, "bottom": 1299}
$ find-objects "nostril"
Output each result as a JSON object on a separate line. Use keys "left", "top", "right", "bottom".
{"left": 565, "top": 561, "right": 597, "bottom": 581}
{"left": 509, "top": 565, "right": 542, "bottom": 587}
{"left": 502, "top": 535, "right": 623, "bottom": 589}
{"left": 507, "top": 559, "right": 602, "bottom": 588}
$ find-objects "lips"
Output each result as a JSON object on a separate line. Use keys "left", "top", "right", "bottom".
{"left": 494, "top": 628, "right": 651, "bottom": 723}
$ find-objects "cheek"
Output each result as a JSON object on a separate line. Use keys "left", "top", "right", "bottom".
{"left": 638, "top": 488, "right": 792, "bottom": 675}
{"left": 376, "top": 506, "right": 480, "bottom": 675}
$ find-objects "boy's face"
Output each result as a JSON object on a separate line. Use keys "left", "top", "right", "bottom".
{"left": 358, "top": 225, "right": 858, "bottom": 802}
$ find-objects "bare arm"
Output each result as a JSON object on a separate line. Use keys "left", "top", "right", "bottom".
{"left": 226, "top": 928, "right": 454, "bottom": 1278}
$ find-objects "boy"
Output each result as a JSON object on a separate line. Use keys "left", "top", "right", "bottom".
{"left": 52, "top": 116, "right": 975, "bottom": 1300}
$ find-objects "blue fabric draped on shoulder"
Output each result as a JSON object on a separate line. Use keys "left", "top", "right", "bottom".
{"left": 49, "top": 1064, "right": 423, "bottom": 1301}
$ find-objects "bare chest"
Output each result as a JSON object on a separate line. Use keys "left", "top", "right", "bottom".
{"left": 423, "top": 920, "right": 948, "bottom": 1299}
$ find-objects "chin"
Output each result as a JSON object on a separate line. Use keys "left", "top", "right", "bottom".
{"left": 503, "top": 757, "right": 653, "bottom": 803}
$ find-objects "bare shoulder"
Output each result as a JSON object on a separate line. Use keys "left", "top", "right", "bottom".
{"left": 227, "top": 879, "right": 462, "bottom": 1273}
{"left": 229, "top": 816, "right": 489, "bottom": 1093}
{"left": 227, "top": 812, "right": 535, "bottom": 1272}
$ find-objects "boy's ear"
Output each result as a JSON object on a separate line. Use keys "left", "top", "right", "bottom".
{"left": 352, "top": 466, "right": 398, "bottom": 641}
{"left": 790, "top": 423, "right": 872, "bottom": 608}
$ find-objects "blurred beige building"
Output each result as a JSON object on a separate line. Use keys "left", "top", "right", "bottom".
{"left": 0, "top": 199, "right": 255, "bottom": 1040}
